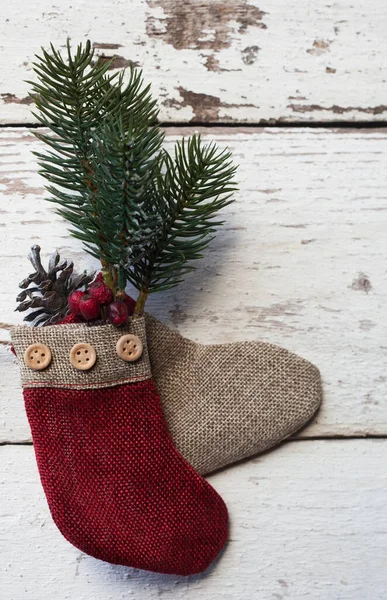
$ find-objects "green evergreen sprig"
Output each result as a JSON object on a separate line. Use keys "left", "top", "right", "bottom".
{"left": 129, "top": 135, "right": 237, "bottom": 311}
{"left": 82, "top": 116, "right": 164, "bottom": 289}
{"left": 29, "top": 40, "right": 237, "bottom": 314}
{"left": 29, "top": 40, "right": 162, "bottom": 290}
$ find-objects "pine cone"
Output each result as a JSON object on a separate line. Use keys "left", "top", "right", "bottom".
{"left": 16, "top": 245, "right": 95, "bottom": 326}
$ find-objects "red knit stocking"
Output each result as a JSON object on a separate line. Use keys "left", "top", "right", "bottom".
{"left": 12, "top": 318, "right": 228, "bottom": 575}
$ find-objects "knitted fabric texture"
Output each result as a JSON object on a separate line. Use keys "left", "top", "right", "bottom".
{"left": 145, "top": 313, "right": 323, "bottom": 475}
{"left": 11, "top": 318, "right": 229, "bottom": 575}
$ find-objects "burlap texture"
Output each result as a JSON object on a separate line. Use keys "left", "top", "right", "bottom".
{"left": 11, "top": 313, "right": 322, "bottom": 477}
{"left": 11, "top": 317, "right": 151, "bottom": 390}
{"left": 145, "top": 313, "right": 323, "bottom": 475}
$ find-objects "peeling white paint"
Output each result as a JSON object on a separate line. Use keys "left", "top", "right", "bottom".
{"left": 1, "top": 127, "right": 387, "bottom": 443}
{"left": 0, "top": 0, "right": 387, "bottom": 123}
{"left": 1, "top": 441, "right": 387, "bottom": 599}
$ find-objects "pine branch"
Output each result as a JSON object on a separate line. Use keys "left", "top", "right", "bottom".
{"left": 29, "top": 41, "right": 238, "bottom": 312}
{"left": 61, "top": 115, "right": 164, "bottom": 288}
{"left": 128, "top": 134, "right": 237, "bottom": 301}
{"left": 29, "top": 40, "right": 161, "bottom": 287}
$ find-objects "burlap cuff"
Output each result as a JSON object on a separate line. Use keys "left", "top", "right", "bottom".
{"left": 11, "top": 316, "right": 151, "bottom": 390}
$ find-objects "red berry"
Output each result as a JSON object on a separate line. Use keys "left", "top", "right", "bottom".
{"left": 68, "top": 290, "right": 86, "bottom": 315}
{"left": 122, "top": 293, "right": 136, "bottom": 316}
{"left": 59, "top": 313, "right": 84, "bottom": 325}
{"left": 79, "top": 295, "right": 101, "bottom": 321}
{"left": 95, "top": 272, "right": 104, "bottom": 283}
{"left": 107, "top": 301, "right": 128, "bottom": 327}
{"left": 89, "top": 281, "right": 114, "bottom": 305}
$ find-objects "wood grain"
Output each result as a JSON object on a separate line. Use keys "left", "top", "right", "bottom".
{"left": 1, "top": 127, "right": 387, "bottom": 442}
{"left": 1, "top": 3, "right": 385, "bottom": 596}
{"left": 1, "top": 0, "right": 387, "bottom": 124}
{"left": 1, "top": 440, "right": 386, "bottom": 599}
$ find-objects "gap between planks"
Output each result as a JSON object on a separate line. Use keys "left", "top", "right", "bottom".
{"left": 1, "top": 121, "right": 387, "bottom": 130}
{"left": 2, "top": 433, "right": 387, "bottom": 448}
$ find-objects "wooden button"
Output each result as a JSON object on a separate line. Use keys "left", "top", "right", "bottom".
{"left": 24, "top": 343, "right": 52, "bottom": 371}
{"left": 69, "top": 343, "right": 96, "bottom": 371}
{"left": 116, "top": 334, "right": 143, "bottom": 362}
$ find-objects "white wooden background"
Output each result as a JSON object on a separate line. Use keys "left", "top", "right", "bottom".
{"left": 1, "top": 2, "right": 387, "bottom": 599}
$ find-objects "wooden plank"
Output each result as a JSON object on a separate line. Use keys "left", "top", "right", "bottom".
{"left": 1, "top": 127, "right": 386, "bottom": 443}
{"left": 1, "top": 0, "right": 387, "bottom": 124}
{"left": 1, "top": 440, "right": 386, "bottom": 599}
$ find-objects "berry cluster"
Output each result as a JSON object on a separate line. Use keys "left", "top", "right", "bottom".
{"left": 67, "top": 274, "right": 136, "bottom": 327}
